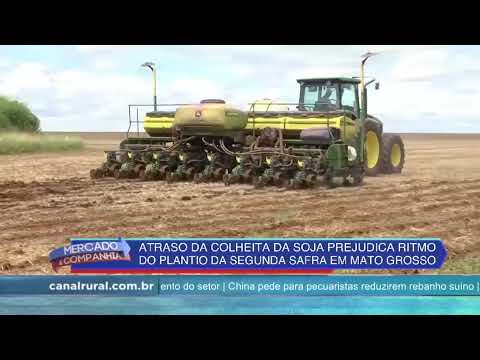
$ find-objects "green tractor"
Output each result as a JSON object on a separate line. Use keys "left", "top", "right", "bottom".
{"left": 90, "top": 53, "right": 405, "bottom": 188}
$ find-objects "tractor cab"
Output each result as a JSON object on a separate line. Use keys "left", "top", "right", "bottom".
{"left": 297, "top": 78, "right": 361, "bottom": 118}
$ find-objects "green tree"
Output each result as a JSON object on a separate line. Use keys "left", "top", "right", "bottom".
{"left": 0, "top": 96, "right": 40, "bottom": 132}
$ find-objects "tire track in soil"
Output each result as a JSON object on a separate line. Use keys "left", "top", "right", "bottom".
{"left": 1, "top": 176, "right": 479, "bottom": 229}
{"left": 2, "top": 178, "right": 479, "bottom": 229}
{"left": 0, "top": 191, "right": 472, "bottom": 233}
{"left": 3, "top": 175, "right": 480, "bottom": 202}
{"left": 1, "top": 181, "right": 479, "bottom": 249}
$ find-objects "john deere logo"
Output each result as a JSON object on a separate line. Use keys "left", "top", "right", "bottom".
{"left": 195, "top": 111, "right": 202, "bottom": 117}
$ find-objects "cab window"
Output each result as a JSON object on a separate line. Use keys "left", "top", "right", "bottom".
{"left": 303, "top": 85, "right": 319, "bottom": 111}
{"left": 340, "top": 83, "right": 357, "bottom": 114}
{"left": 302, "top": 84, "right": 338, "bottom": 111}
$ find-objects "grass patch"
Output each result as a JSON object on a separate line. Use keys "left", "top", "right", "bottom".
{"left": 0, "top": 132, "right": 84, "bottom": 155}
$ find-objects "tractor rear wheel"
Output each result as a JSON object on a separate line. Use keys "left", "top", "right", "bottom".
{"left": 381, "top": 133, "right": 405, "bottom": 174}
{"left": 364, "top": 121, "right": 383, "bottom": 176}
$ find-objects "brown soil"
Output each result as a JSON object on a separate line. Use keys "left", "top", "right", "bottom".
{"left": 1, "top": 132, "right": 479, "bottom": 274}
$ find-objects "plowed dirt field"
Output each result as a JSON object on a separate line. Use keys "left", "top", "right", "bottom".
{"left": 1, "top": 133, "right": 479, "bottom": 274}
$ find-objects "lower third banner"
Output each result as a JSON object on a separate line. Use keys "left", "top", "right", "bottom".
{"left": 45, "top": 237, "right": 449, "bottom": 274}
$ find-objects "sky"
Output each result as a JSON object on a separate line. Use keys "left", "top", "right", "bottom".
{"left": 0, "top": 45, "right": 479, "bottom": 133}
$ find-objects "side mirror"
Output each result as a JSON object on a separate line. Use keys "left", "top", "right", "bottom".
{"left": 375, "top": 82, "right": 380, "bottom": 90}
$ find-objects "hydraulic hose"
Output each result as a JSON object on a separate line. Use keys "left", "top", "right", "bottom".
{"left": 219, "top": 138, "right": 306, "bottom": 160}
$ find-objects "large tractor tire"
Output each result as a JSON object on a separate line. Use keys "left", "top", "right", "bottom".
{"left": 364, "top": 121, "right": 383, "bottom": 176}
{"left": 381, "top": 133, "right": 405, "bottom": 174}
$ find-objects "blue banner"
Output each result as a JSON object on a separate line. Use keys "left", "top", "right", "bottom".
{"left": 65, "top": 238, "right": 448, "bottom": 273}
{"left": 49, "top": 238, "right": 131, "bottom": 272}
{"left": 49, "top": 238, "right": 130, "bottom": 261}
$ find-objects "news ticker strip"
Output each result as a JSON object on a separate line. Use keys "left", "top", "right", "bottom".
{"left": 46, "top": 237, "right": 448, "bottom": 274}
{"left": 1, "top": 276, "right": 479, "bottom": 297}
